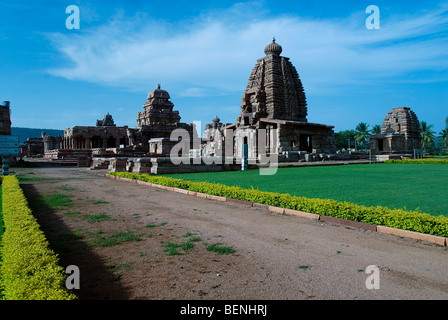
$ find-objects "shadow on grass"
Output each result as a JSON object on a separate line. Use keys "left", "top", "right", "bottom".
{"left": 20, "top": 183, "right": 131, "bottom": 300}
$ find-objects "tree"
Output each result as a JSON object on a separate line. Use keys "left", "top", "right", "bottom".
{"left": 439, "top": 117, "right": 448, "bottom": 148}
{"left": 420, "top": 121, "right": 436, "bottom": 152}
{"left": 334, "top": 130, "right": 357, "bottom": 150}
{"left": 371, "top": 124, "right": 381, "bottom": 135}
{"left": 354, "top": 122, "right": 371, "bottom": 149}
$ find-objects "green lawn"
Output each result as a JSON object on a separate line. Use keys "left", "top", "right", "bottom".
{"left": 163, "top": 163, "right": 448, "bottom": 217}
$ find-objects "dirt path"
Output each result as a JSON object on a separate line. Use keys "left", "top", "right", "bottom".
{"left": 13, "top": 166, "right": 448, "bottom": 300}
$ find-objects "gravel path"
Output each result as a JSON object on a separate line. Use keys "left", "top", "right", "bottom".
{"left": 14, "top": 166, "right": 448, "bottom": 300}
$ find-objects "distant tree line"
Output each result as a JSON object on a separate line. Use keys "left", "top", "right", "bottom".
{"left": 335, "top": 117, "right": 448, "bottom": 155}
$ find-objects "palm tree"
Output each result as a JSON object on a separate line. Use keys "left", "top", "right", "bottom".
{"left": 355, "top": 122, "right": 371, "bottom": 150}
{"left": 439, "top": 117, "right": 448, "bottom": 148}
{"left": 372, "top": 124, "right": 381, "bottom": 135}
{"left": 420, "top": 121, "right": 436, "bottom": 152}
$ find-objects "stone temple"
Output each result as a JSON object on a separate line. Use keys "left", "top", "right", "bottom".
{"left": 128, "top": 84, "right": 196, "bottom": 154}
{"left": 370, "top": 107, "right": 422, "bottom": 154}
{"left": 37, "top": 39, "right": 346, "bottom": 172}
{"left": 208, "top": 38, "right": 336, "bottom": 161}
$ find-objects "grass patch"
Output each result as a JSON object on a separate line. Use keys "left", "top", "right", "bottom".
{"left": 206, "top": 242, "right": 235, "bottom": 255}
{"left": 298, "top": 265, "right": 311, "bottom": 270}
{"left": 59, "top": 185, "right": 77, "bottom": 191}
{"left": 163, "top": 242, "right": 183, "bottom": 256}
{"left": 163, "top": 233, "right": 203, "bottom": 256}
{"left": 145, "top": 222, "right": 168, "bottom": 229}
{"left": 29, "top": 193, "right": 74, "bottom": 210}
{"left": 46, "top": 193, "right": 73, "bottom": 209}
{"left": 88, "top": 230, "right": 144, "bottom": 247}
{"left": 107, "top": 261, "right": 132, "bottom": 282}
{"left": 15, "top": 175, "right": 47, "bottom": 182}
{"left": 183, "top": 232, "right": 202, "bottom": 243}
{"left": 63, "top": 210, "right": 81, "bottom": 217}
{"left": 84, "top": 212, "right": 117, "bottom": 223}
{"left": 93, "top": 200, "right": 109, "bottom": 204}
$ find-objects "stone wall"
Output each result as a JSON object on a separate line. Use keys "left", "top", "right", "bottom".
{"left": 45, "top": 149, "right": 92, "bottom": 160}
{"left": 104, "top": 156, "right": 242, "bottom": 175}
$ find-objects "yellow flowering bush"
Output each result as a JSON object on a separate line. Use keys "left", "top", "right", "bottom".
{"left": 0, "top": 176, "right": 77, "bottom": 300}
{"left": 385, "top": 159, "right": 448, "bottom": 164}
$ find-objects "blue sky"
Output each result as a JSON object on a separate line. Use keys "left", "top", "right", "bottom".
{"left": 1, "top": 0, "right": 447, "bottom": 135}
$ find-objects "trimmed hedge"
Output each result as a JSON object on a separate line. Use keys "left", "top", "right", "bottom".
{"left": 0, "top": 184, "right": 3, "bottom": 239}
{"left": 385, "top": 159, "right": 448, "bottom": 164}
{"left": 109, "top": 172, "right": 448, "bottom": 238}
{"left": 0, "top": 176, "right": 77, "bottom": 300}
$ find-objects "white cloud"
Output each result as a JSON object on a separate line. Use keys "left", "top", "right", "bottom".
{"left": 45, "top": 3, "right": 448, "bottom": 97}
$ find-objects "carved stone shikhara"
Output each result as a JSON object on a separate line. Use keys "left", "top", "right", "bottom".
{"left": 203, "top": 38, "right": 337, "bottom": 160}
{"left": 54, "top": 85, "right": 196, "bottom": 160}
{"left": 370, "top": 107, "right": 422, "bottom": 154}
{"left": 238, "top": 38, "right": 308, "bottom": 123}
{"left": 133, "top": 84, "right": 196, "bottom": 153}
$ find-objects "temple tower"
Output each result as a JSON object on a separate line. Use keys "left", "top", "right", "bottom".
{"left": 137, "top": 84, "right": 181, "bottom": 127}
{"left": 370, "top": 107, "right": 422, "bottom": 154}
{"left": 238, "top": 38, "right": 308, "bottom": 125}
{"left": 129, "top": 84, "right": 196, "bottom": 151}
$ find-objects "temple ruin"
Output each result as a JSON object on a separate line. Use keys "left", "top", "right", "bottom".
{"left": 62, "top": 113, "right": 128, "bottom": 150}
{"left": 42, "top": 131, "right": 63, "bottom": 153}
{"left": 128, "top": 84, "right": 196, "bottom": 154}
{"left": 370, "top": 107, "right": 422, "bottom": 154}
{"left": 44, "top": 113, "right": 129, "bottom": 161}
{"left": 205, "top": 38, "right": 336, "bottom": 162}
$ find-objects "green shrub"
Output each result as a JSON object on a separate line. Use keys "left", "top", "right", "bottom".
{"left": 385, "top": 159, "right": 448, "bottom": 164}
{"left": 109, "top": 172, "right": 448, "bottom": 238}
{"left": 0, "top": 184, "right": 3, "bottom": 240}
{"left": 0, "top": 176, "right": 77, "bottom": 300}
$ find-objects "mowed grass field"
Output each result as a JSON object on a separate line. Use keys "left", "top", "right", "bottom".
{"left": 164, "top": 163, "right": 448, "bottom": 217}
